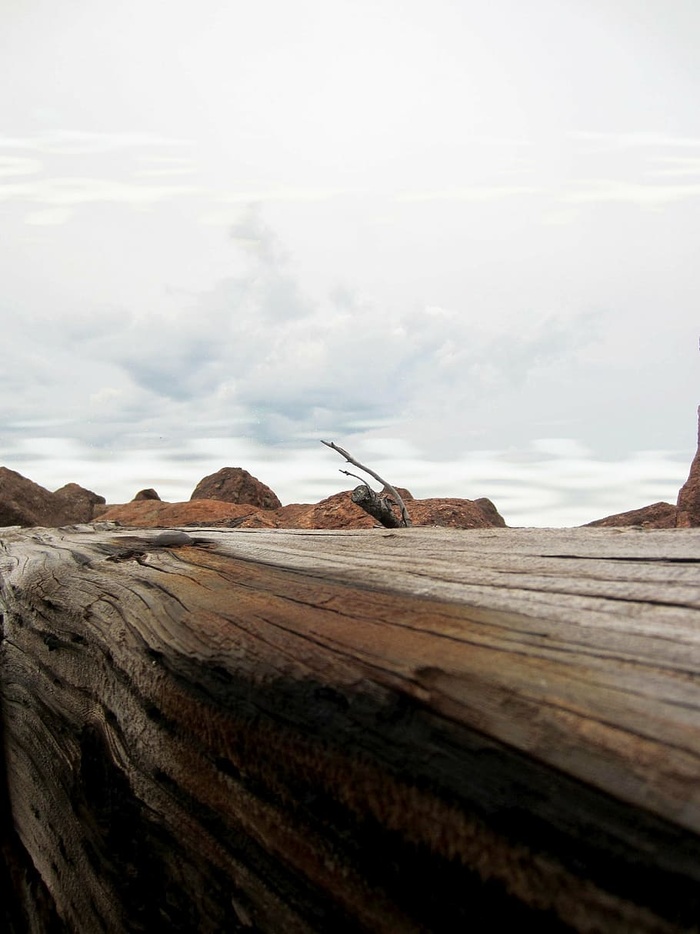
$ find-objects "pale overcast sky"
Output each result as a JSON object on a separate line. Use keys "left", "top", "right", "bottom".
{"left": 2, "top": 0, "right": 699, "bottom": 526}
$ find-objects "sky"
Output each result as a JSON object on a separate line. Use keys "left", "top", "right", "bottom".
{"left": 1, "top": 0, "right": 699, "bottom": 527}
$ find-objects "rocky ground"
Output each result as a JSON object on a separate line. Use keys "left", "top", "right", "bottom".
{"left": 0, "top": 465, "right": 507, "bottom": 530}
{"left": 2, "top": 408, "right": 700, "bottom": 530}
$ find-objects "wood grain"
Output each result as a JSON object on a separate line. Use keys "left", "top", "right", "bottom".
{"left": 2, "top": 524, "right": 700, "bottom": 932}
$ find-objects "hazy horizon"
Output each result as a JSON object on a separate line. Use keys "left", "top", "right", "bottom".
{"left": 4, "top": 429, "right": 695, "bottom": 529}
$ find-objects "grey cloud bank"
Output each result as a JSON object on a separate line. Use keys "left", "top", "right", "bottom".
{"left": 1, "top": 0, "right": 699, "bottom": 526}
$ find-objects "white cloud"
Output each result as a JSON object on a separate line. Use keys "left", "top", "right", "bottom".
{"left": 133, "top": 166, "right": 199, "bottom": 178}
{"left": 24, "top": 207, "right": 73, "bottom": 225}
{"left": 216, "top": 186, "right": 350, "bottom": 204}
{"left": 198, "top": 207, "right": 251, "bottom": 227}
{"left": 0, "top": 155, "right": 42, "bottom": 177}
{"left": 396, "top": 186, "right": 541, "bottom": 203}
{"left": 466, "top": 136, "right": 533, "bottom": 148}
{"left": 0, "top": 181, "right": 34, "bottom": 200}
{"left": 532, "top": 438, "right": 593, "bottom": 459}
{"left": 571, "top": 131, "right": 700, "bottom": 150}
{"left": 0, "top": 132, "right": 202, "bottom": 222}
{"left": 423, "top": 305, "right": 457, "bottom": 319}
{"left": 561, "top": 179, "right": 700, "bottom": 205}
{"left": 0, "top": 176, "right": 204, "bottom": 222}
{"left": 0, "top": 130, "right": 191, "bottom": 155}
{"left": 88, "top": 386, "right": 126, "bottom": 406}
{"left": 14, "top": 176, "right": 201, "bottom": 206}
{"left": 646, "top": 156, "right": 700, "bottom": 178}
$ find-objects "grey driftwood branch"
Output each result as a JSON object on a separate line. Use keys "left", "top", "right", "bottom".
{"left": 320, "top": 440, "right": 411, "bottom": 527}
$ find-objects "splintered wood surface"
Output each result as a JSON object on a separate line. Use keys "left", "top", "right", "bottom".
{"left": 2, "top": 524, "right": 700, "bottom": 933}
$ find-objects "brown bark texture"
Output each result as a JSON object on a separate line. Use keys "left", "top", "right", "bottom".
{"left": 2, "top": 524, "right": 700, "bottom": 932}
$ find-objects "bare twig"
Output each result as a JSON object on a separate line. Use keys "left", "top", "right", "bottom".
{"left": 339, "top": 469, "right": 369, "bottom": 486}
{"left": 320, "top": 440, "right": 411, "bottom": 527}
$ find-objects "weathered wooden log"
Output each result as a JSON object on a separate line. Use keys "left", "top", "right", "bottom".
{"left": 2, "top": 524, "right": 700, "bottom": 932}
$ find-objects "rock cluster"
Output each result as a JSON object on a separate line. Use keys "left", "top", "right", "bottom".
{"left": 584, "top": 502, "right": 679, "bottom": 529}
{"left": 132, "top": 488, "right": 161, "bottom": 501}
{"left": 0, "top": 463, "right": 506, "bottom": 531}
{"left": 190, "top": 467, "right": 281, "bottom": 510}
{"left": 96, "top": 490, "right": 505, "bottom": 530}
{"left": 0, "top": 468, "right": 105, "bottom": 528}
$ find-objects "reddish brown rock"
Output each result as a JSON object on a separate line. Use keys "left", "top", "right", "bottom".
{"left": 97, "top": 500, "right": 263, "bottom": 528}
{"left": 93, "top": 490, "right": 507, "bottom": 531}
{"left": 257, "top": 491, "right": 507, "bottom": 530}
{"left": 0, "top": 467, "right": 58, "bottom": 527}
{"left": 584, "top": 502, "right": 679, "bottom": 529}
{"left": 132, "top": 488, "right": 161, "bottom": 501}
{"left": 233, "top": 510, "right": 279, "bottom": 529}
{"left": 410, "top": 497, "right": 507, "bottom": 529}
{"left": 272, "top": 492, "right": 377, "bottom": 529}
{"left": 677, "top": 406, "right": 700, "bottom": 527}
{"left": 473, "top": 498, "right": 508, "bottom": 528}
{"left": 52, "top": 483, "right": 106, "bottom": 523}
{"left": 190, "top": 468, "right": 281, "bottom": 510}
{"left": 0, "top": 468, "right": 105, "bottom": 527}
